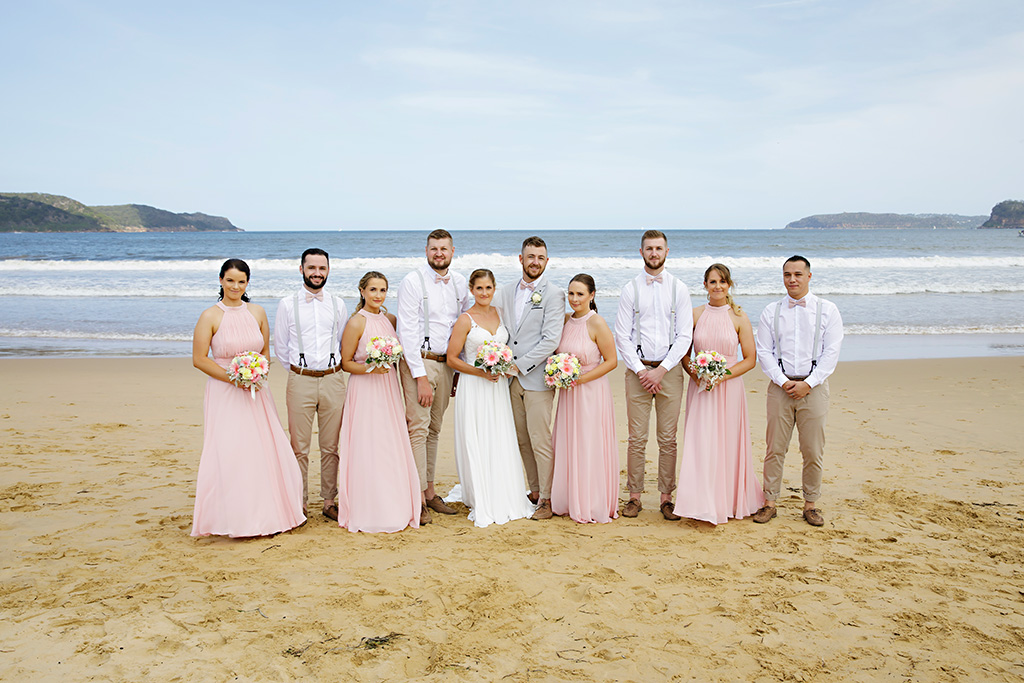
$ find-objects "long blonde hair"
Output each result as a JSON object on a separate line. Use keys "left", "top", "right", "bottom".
{"left": 354, "top": 271, "right": 388, "bottom": 315}
{"left": 704, "top": 263, "right": 742, "bottom": 315}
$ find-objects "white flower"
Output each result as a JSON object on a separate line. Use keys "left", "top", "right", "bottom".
{"left": 530, "top": 291, "right": 542, "bottom": 305}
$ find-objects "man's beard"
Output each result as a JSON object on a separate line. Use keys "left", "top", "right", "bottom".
{"left": 303, "top": 273, "right": 327, "bottom": 290}
{"left": 430, "top": 256, "right": 452, "bottom": 272}
{"left": 643, "top": 255, "right": 663, "bottom": 271}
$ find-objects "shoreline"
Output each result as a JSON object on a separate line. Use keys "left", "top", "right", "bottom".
{"left": 1, "top": 356, "right": 1022, "bottom": 679}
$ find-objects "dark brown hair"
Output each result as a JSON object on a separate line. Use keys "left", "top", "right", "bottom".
{"left": 218, "top": 258, "right": 251, "bottom": 302}
{"left": 521, "top": 236, "right": 547, "bottom": 251}
{"left": 569, "top": 273, "right": 598, "bottom": 312}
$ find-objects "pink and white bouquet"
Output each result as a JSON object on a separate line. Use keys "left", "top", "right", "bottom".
{"left": 474, "top": 340, "right": 515, "bottom": 376}
{"left": 365, "top": 335, "right": 403, "bottom": 370}
{"left": 227, "top": 351, "right": 270, "bottom": 400}
{"left": 689, "top": 350, "right": 731, "bottom": 391}
{"left": 544, "top": 352, "right": 582, "bottom": 389}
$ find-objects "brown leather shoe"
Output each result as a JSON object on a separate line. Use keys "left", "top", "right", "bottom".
{"left": 622, "top": 499, "right": 642, "bottom": 518}
{"left": 419, "top": 504, "right": 432, "bottom": 525}
{"left": 527, "top": 493, "right": 539, "bottom": 505}
{"left": 752, "top": 505, "right": 777, "bottom": 524}
{"left": 803, "top": 508, "right": 825, "bottom": 527}
{"left": 532, "top": 500, "right": 553, "bottom": 520}
{"left": 660, "top": 501, "right": 681, "bottom": 521}
{"left": 322, "top": 503, "right": 339, "bottom": 522}
{"left": 426, "top": 495, "right": 457, "bottom": 515}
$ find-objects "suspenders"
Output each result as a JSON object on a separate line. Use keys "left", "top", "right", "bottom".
{"left": 414, "top": 269, "right": 431, "bottom": 352}
{"left": 630, "top": 274, "right": 678, "bottom": 360}
{"left": 292, "top": 292, "right": 341, "bottom": 368}
{"left": 773, "top": 299, "right": 823, "bottom": 375}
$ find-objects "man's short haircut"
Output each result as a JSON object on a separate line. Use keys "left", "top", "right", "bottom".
{"left": 301, "top": 248, "right": 329, "bottom": 266}
{"left": 427, "top": 229, "right": 453, "bottom": 243}
{"left": 784, "top": 254, "right": 811, "bottom": 270}
{"left": 521, "top": 236, "right": 547, "bottom": 251}
{"left": 641, "top": 229, "right": 667, "bottom": 246}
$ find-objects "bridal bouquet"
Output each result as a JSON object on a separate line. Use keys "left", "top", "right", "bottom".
{"left": 365, "top": 335, "right": 403, "bottom": 370}
{"left": 227, "top": 351, "right": 270, "bottom": 400}
{"left": 474, "top": 340, "right": 515, "bottom": 376}
{"left": 544, "top": 352, "right": 582, "bottom": 389}
{"left": 689, "top": 350, "right": 731, "bottom": 391}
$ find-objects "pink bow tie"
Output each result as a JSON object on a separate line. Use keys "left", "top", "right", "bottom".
{"left": 646, "top": 274, "right": 663, "bottom": 285}
{"left": 788, "top": 298, "right": 806, "bottom": 308}
{"left": 305, "top": 291, "right": 324, "bottom": 303}
{"left": 435, "top": 274, "right": 450, "bottom": 285}
{"left": 519, "top": 280, "right": 535, "bottom": 291}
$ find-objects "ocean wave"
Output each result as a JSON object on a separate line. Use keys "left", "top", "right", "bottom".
{"left": 3, "top": 253, "right": 1024, "bottom": 272}
{"left": 0, "top": 328, "right": 192, "bottom": 342}
{"left": 843, "top": 324, "right": 1024, "bottom": 335}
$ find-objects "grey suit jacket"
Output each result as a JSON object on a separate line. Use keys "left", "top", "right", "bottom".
{"left": 498, "top": 276, "right": 566, "bottom": 392}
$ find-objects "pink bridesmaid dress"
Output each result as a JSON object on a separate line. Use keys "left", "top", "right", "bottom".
{"left": 673, "top": 304, "right": 764, "bottom": 524}
{"left": 550, "top": 311, "right": 619, "bottom": 524}
{"left": 191, "top": 302, "right": 306, "bottom": 538}
{"left": 336, "top": 310, "right": 420, "bottom": 533}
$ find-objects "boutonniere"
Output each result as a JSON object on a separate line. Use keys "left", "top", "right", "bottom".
{"left": 530, "top": 291, "right": 543, "bottom": 305}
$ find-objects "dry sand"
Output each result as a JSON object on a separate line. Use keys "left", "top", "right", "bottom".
{"left": 1, "top": 356, "right": 1022, "bottom": 681}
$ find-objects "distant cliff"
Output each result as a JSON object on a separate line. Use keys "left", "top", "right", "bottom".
{"left": 0, "top": 193, "right": 242, "bottom": 232}
{"left": 785, "top": 212, "right": 986, "bottom": 229}
{"left": 980, "top": 200, "right": 1024, "bottom": 229}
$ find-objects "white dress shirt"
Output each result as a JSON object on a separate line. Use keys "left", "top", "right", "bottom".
{"left": 755, "top": 292, "right": 843, "bottom": 388}
{"left": 513, "top": 279, "right": 535, "bottom": 329}
{"left": 614, "top": 270, "right": 694, "bottom": 374}
{"left": 274, "top": 288, "right": 347, "bottom": 371}
{"left": 396, "top": 264, "right": 470, "bottom": 378}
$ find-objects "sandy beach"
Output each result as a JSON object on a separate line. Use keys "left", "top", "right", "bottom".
{"left": 1, "top": 356, "right": 1022, "bottom": 681}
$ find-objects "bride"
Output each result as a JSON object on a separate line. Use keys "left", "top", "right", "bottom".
{"left": 445, "top": 268, "right": 535, "bottom": 527}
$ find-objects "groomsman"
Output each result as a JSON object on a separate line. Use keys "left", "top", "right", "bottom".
{"left": 614, "top": 230, "right": 693, "bottom": 520}
{"left": 499, "top": 236, "right": 565, "bottom": 520}
{"left": 274, "top": 248, "right": 348, "bottom": 520}
{"left": 397, "top": 229, "right": 470, "bottom": 525}
{"left": 754, "top": 255, "right": 843, "bottom": 527}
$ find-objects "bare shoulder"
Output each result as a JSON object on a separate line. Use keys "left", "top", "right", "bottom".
{"left": 731, "top": 308, "right": 751, "bottom": 327}
{"left": 385, "top": 312, "right": 398, "bottom": 328}
{"left": 247, "top": 302, "right": 267, "bottom": 318}
{"left": 692, "top": 304, "right": 706, "bottom": 322}
{"left": 587, "top": 312, "right": 611, "bottom": 333}
{"left": 197, "top": 304, "right": 223, "bottom": 324}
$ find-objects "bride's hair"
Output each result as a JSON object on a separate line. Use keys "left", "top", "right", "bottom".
{"left": 704, "top": 263, "right": 742, "bottom": 315}
{"left": 218, "top": 258, "right": 251, "bottom": 302}
{"left": 569, "top": 273, "right": 598, "bottom": 312}
{"left": 354, "top": 271, "right": 388, "bottom": 315}
{"left": 469, "top": 268, "right": 495, "bottom": 288}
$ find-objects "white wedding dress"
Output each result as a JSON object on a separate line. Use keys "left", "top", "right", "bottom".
{"left": 446, "top": 316, "right": 535, "bottom": 528}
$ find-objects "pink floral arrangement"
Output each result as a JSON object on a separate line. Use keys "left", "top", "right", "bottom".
{"left": 227, "top": 351, "right": 270, "bottom": 400}
{"left": 474, "top": 340, "right": 515, "bottom": 375}
{"left": 689, "top": 350, "right": 731, "bottom": 392}
{"left": 544, "top": 352, "right": 582, "bottom": 389}
{"left": 365, "top": 335, "right": 403, "bottom": 369}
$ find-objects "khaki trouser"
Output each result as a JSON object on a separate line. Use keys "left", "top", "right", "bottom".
{"left": 509, "top": 376, "right": 556, "bottom": 499}
{"left": 625, "top": 365, "right": 685, "bottom": 495}
{"left": 285, "top": 370, "right": 347, "bottom": 509}
{"left": 763, "top": 380, "right": 830, "bottom": 502}
{"left": 400, "top": 358, "right": 454, "bottom": 492}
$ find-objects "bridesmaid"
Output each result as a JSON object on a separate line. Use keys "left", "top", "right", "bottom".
{"left": 337, "top": 272, "right": 420, "bottom": 533}
{"left": 673, "top": 263, "right": 764, "bottom": 524}
{"left": 191, "top": 259, "right": 306, "bottom": 538}
{"left": 550, "top": 274, "right": 619, "bottom": 524}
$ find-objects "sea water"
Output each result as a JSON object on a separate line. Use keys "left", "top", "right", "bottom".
{"left": 1, "top": 228, "right": 1022, "bottom": 359}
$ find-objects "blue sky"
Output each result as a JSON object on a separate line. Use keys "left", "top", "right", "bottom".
{"left": 2, "top": 1, "right": 1022, "bottom": 230}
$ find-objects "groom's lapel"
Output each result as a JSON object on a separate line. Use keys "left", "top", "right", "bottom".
{"left": 515, "top": 277, "right": 545, "bottom": 334}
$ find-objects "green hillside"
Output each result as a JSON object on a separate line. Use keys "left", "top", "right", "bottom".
{"left": 786, "top": 212, "right": 987, "bottom": 229}
{"left": 980, "top": 200, "right": 1024, "bottom": 229}
{"left": 0, "top": 193, "right": 242, "bottom": 232}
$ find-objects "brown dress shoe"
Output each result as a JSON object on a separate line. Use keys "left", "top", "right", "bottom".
{"left": 532, "top": 500, "right": 553, "bottom": 520}
{"left": 803, "top": 508, "right": 825, "bottom": 527}
{"left": 322, "top": 503, "right": 339, "bottom": 522}
{"left": 527, "top": 493, "right": 539, "bottom": 505}
{"left": 419, "top": 504, "right": 432, "bottom": 525}
{"left": 752, "top": 505, "right": 777, "bottom": 524}
{"left": 622, "top": 499, "right": 642, "bottom": 518}
{"left": 660, "top": 501, "right": 681, "bottom": 521}
{"left": 426, "top": 495, "right": 457, "bottom": 515}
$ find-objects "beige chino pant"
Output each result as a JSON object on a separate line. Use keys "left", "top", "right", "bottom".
{"left": 285, "top": 370, "right": 347, "bottom": 509}
{"left": 509, "top": 377, "right": 555, "bottom": 500}
{"left": 624, "top": 365, "right": 685, "bottom": 495}
{"left": 763, "top": 380, "right": 830, "bottom": 502}
{"left": 400, "top": 358, "right": 454, "bottom": 492}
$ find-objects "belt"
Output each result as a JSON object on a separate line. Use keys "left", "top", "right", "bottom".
{"left": 640, "top": 359, "right": 662, "bottom": 368}
{"left": 421, "top": 351, "right": 447, "bottom": 363}
{"left": 785, "top": 374, "right": 809, "bottom": 381}
{"left": 289, "top": 364, "right": 343, "bottom": 378}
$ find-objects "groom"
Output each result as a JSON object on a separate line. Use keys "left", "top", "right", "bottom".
{"left": 498, "top": 236, "right": 565, "bottom": 520}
